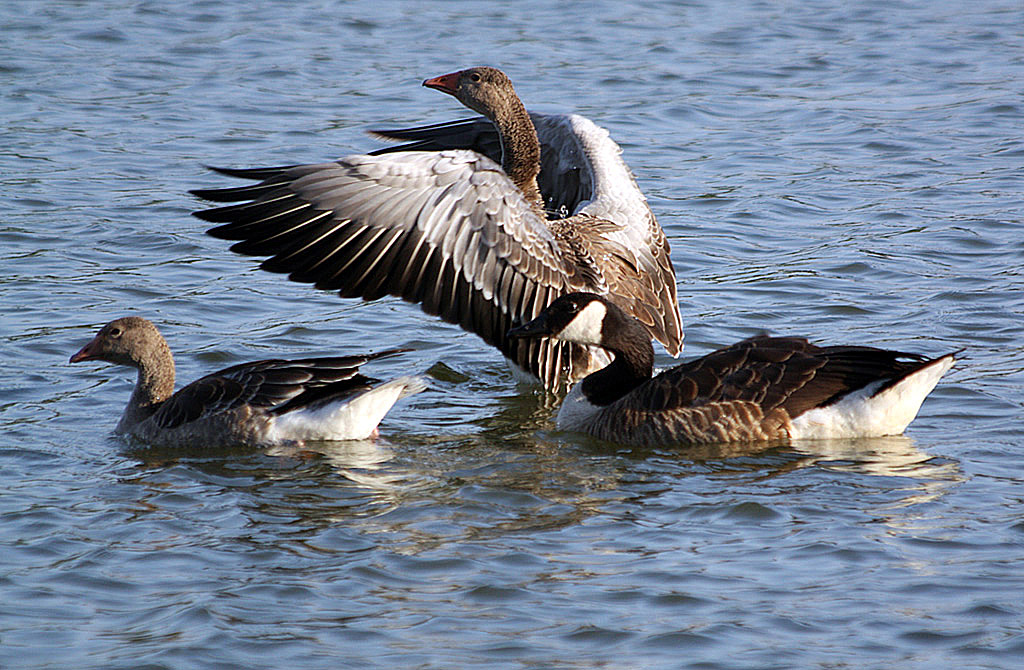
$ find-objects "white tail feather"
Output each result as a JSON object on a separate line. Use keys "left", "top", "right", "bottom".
{"left": 790, "top": 355, "right": 954, "bottom": 440}
{"left": 269, "top": 376, "right": 427, "bottom": 442}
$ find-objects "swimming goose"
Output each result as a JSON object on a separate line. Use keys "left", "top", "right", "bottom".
{"left": 191, "top": 66, "right": 682, "bottom": 391}
{"left": 509, "top": 293, "right": 956, "bottom": 447}
{"left": 69, "top": 316, "right": 425, "bottom": 447}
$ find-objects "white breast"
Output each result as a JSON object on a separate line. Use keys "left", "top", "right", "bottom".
{"left": 556, "top": 383, "right": 602, "bottom": 432}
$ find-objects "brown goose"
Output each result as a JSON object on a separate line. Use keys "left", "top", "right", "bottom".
{"left": 70, "top": 317, "right": 425, "bottom": 447}
{"left": 509, "top": 293, "right": 956, "bottom": 447}
{"left": 191, "top": 66, "right": 682, "bottom": 391}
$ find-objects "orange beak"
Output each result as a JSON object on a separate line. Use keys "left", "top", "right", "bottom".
{"left": 423, "top": 71, "right": 461, "bottom": 95}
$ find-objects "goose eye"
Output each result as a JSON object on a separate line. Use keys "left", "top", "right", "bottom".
{"left": 109, "top": 327, "right": 122, "bottom": 338}
{"left": 469, "top": 72, "right": 481, "bottom": 83}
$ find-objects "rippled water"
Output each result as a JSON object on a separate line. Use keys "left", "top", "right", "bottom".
{"left": 2, "top": 1, "right": 1023, "bottom": 668}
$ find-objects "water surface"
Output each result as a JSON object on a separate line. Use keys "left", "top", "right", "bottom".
{"left": 2, "top": 1, "right": 1023, "bottom": 668}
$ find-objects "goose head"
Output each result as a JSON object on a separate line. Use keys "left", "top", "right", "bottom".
{"left": 423, "top": 66, "right": 520, "bottom": 121}
{"left": 508, "top": 293, "right": 619, "bottom": 348}
{"left": 510, "top": 292, "right": 656, "bottom": 393}
{"left": 69, "top": 316, "right": 162, "bottom": 369}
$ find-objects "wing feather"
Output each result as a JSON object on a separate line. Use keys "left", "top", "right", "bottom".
{"left": 151, "top": 352, "right": 406, "bottom": 430}
{"left": 195, "top": 151, "right": 582, "bottom": 387}
{"left": 194, "top": 119, "right": 682, "bottom": 386}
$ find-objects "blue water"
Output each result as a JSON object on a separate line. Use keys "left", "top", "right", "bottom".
{"left": 2, "top": 1, "right": 1023, "bottom": 668}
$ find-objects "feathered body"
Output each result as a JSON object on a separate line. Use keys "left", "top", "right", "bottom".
{"left": 510, "top": 293, "right": 955, "bottom": 447}
{"left": 70, "top": 316, "right": 424, "bottom": 447}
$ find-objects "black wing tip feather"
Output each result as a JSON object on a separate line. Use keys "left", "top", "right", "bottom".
{"left": 368, "top": 117, "right": 481, "bottom": 141}
{"left": 265, "top": 349, "right": 417, "bottom": 416}
{"left": 193, "top": 205, "right": 243, "bottom": 224}
{"left": 944, "top": 347, "right": 966, "bottom": 362}
{"left": 367, "top": 117, "right": 495, "bottom": 157}
{"left": 190, "top": 188, "right": 231, "bottom": 202}
{"left": 861, "top": 348, "right": 958, "bottom": 401}
{"left": 189, "top": 164, "right": 300, "bottom": 203}
{"left": 287, "top": 348, "right": 412, "bottom": 368}
{"left": 204, "top": 164, "right": 299, "bottom": 179}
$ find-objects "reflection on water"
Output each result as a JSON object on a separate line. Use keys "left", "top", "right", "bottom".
{"left": 789, "top": 436, "right": 965, "bottom": 527}
{"left": 789, "top": 435, "right": 962, "bottom": 481}
{"left": 268, "top": 438, "right": 394, "bottom": 471}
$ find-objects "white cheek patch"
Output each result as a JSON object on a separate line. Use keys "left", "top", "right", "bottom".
{"left": 557, "top": 300, "right": 607, "bottom": 345}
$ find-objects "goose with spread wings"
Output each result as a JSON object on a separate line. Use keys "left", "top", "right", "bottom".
{"left": 191, "top": 66, "right": 682, "bottom": 391}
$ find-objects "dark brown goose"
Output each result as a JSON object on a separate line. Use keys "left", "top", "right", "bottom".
{"left": 191, "top": 66, "right": 682, "bottom": 391}
{"left": 70, "top": 316, "right": 425, "bottom": 447}
{"left": 510, "top": 293, "right": 956, "bottom": 447}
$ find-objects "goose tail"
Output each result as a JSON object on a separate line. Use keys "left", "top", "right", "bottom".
{"left": 270, "top": 376, "right": 427, "bottom": 442}
{"left": 790, "top": 353, "right": 956, "bottom": 440}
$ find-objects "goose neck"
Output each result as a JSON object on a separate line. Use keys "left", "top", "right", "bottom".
{"left": 119, "top": 342, "right": 176, "bottom": 430}
{"left": 580, "top": 331, "right": 654, "bottom": 406}
{"left": 490, "top": 95, "right": 544, "bottom": 209}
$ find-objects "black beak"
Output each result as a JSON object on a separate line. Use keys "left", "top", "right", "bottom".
{"left": 508, "top": 313, "right": 552, "bottom": 339}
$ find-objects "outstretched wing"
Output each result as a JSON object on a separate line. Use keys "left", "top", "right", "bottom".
{"left": 193, "top": 151, "right": 599, "bottom": 389}
{"left": 372, "top": 112, "right": 683, "bottom": 356}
